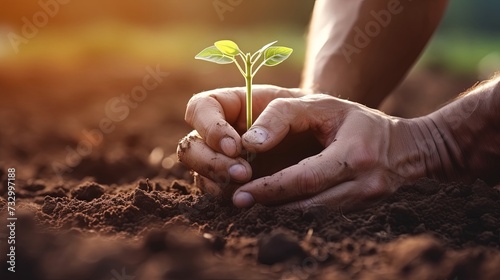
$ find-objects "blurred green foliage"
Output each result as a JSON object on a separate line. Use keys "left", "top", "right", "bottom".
{"left": 1, "top": 0, "right": 498, "bottom": 76}
{"left": 438, "top": 0, "right": 500, "bottom": 35}
{"left": 421, "top": 0, "right": 500, "bottom": 76}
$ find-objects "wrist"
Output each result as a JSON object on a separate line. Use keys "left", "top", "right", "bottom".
{"left": 387, "top": 113, "right": 469, "bottom": 182}
{"left": 387, "top": 117, "right": 453, "bottom": 181}
{"left": 415, "top": 114, "right": 465, "bottom": 181}
{"left": 429, "top": 77, "right": 500, "bottom": 183}
{"left": 390, "top": 77, "right": 500, "bottom": 184}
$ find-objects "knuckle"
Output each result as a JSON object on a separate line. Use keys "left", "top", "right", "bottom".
{"left": 185, "top": 94, "right": 203, "bottom": 124}
{"left": 268, "top": 97, "right": 295, "bottom": 113}
{"left": 204, "top": 121, "right": 229, "bottom": 147}
{"left": 204, "top": 122, "right": 218, "bottom": 143}
{"left": 348, "top": 145, "right": 378, "bottom": 169}
{"left": 264, "top": 98, "right": 303, "bottom": 128}
{"left": 176, "top": 132, "right": 198, "bottom": 162}
{"left": 364, "top": 173, "right": 392, "bottom": 200}
{"left": 274, "top": 86, "right": 295, "bottom": 98}
{"left": 185, "top": 91, "right": 220, "bottom": 125}
{"left": 296, "top": 168, "right": 323, "bottom": 196}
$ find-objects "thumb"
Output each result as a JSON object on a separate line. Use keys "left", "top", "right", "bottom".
{"left": 241, "top": 97, "right": 303, "bottom": 153}
{"left": 242, "top": 94, "right": 334, "bottom": 153}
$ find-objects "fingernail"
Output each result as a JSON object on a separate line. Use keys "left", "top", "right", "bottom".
{"left": 220, "top": 137, "right": 237, "bottom": 156}
{"left": 245, "top": 127, "right": 268, "bottom": 144}
{"left": 233, "top": 192, "right": 255, "bottom": 208}
{"left": 228, "top": 164, "right": 248, "bottom": 182}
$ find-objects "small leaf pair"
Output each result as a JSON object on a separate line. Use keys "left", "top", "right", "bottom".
{"left": 196, "top": 40, "right": 292, "bottom": 68}
{"left": 195, "top": 40, "right": 293, "bottom": 130}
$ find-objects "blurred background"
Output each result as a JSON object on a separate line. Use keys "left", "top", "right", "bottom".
{"left": 1, "top": 1, "right": 498, "bottom": 78}
{"left": 0, "top": 0, "right": 499, "bottom": 182}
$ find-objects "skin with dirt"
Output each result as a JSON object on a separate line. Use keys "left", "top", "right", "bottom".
{"left": 1, "top": 67, "right": 499, "bottom": 279}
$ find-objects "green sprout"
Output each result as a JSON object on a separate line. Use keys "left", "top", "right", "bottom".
{"left": 195, "top": 40, "right": 293, "bottom": 130}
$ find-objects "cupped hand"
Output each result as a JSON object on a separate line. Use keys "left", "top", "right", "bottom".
{"left": 233, "top": 89, "right": 428, "bottom": 212}
{"left": 177, "top": 85, "right": 310, "bottom": 197}
{"left": 178, "top": 85, "right": 424, "bottom": 212}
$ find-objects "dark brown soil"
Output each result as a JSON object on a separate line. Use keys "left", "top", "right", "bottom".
{"left": 1, "top": 65, "right": 499, "bottom": 280}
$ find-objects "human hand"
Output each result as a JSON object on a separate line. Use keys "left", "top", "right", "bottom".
{"left": 178, "top": 85, "right": 428, "bottom": 212}
{"left": 231, "top": 91, "right": 433, "bottom": 212}
{"left": 177, "top": 85, "right": 312, "bottom": 198}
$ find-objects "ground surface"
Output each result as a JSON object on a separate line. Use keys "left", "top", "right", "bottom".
{"left": 1, "top": 65, "right": 499, "bottom": 280}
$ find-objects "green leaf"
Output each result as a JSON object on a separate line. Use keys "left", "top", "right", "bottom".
{"left": 263, "top": 46, "right": 293, "bottom": 66}
{"left": 257, "top": 41, "right": 277, "bottom": 54}
{"left": 195, "top": 46, "right": 234, "bottom": 64}
{"left": 251, "top": 41, "right": 277, "bottom": 62}
{"left": 214, "top": 40, "right": 241, "bottom": 56}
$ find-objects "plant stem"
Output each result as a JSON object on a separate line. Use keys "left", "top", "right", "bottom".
{"left": 245, "top": 53, "right": 253, "bottom": 131}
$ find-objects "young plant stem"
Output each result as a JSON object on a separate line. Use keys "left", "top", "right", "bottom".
{"left": 245, "top": 53, "right": 253, "bottom": 131}
{"left": 244, "top": 53, "right": 254, "bottom": 163}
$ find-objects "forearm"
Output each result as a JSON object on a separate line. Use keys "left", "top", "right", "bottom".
{"left": 301, "top": 0, "right": 448, "bottom": 108}
{"left": 410, "top": 77, "right": 500, "bottom": 183}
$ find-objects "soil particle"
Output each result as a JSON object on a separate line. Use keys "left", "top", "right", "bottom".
{"left": 302, "top": 205, "right": 330, "bottom": 225}
{"left": 44, "top": 186, "right": 68, "bottom": 198}
{"left": 23, "top": 181, "right": 46, "bottom": 192}
{"left": 472, "top": 180, "right": 500, "bottom": 199}
{"left": 71, "top": 182, "right": 105, "bottom": 201}
{"left": 132, "top": 188, "right": 160, "bottom": 212}
{"left": 138, "top": 179, "right": 152, "bottom": 192}
{"left": 41, "top": 197, "right": 58, "bottom": 214}
{"left": 257, "top": 230, "right": 307, "bottom": 265}
{"left": 170, "top": 180, "right": 190, "bottom": 195}
{"left": 202, "top": 232, "right": 226, "bottom": 252}
{"left": 465, "top": 197, "right": 498, "bottom": 218}
{"left": 413, "top": 223, "right": 427, "bottom": 234}
{"left": 480, "top": 213, "right": 499, "bottom": 229}
{"left": 388, "top": 203, "right": 420, "bottom": 227}
{"left": 385, "top": 236, "right": 447, "bottom": 278}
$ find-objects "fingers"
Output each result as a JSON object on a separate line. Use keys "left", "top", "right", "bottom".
{"left": 232, "top": 144, "right": 353, "bottom": 207}
{"left": 282, "top": 175, "right": 393, "bottom": 213}
{"left": 185, "top": 86, "right": 306, "bottom": 157}
{"left": 177, "top": 131, "right": 252, "bottom": 184}
{"left": 284, "top": 181, "right": 362, "bottom": 213}
{"left": 193, "top": 172, "right": 221, "bottom": 196}
{"left": 242, "top": 94, "right": 347, "bottom": 153}
{"left": 185, "top": 88, "right": 244, "bottom": 157}
{"left": 234, "top": 167, "right": 394, "bottom": 213}
{"left": 193, "top": 173, "right": 243, "bottom": 199}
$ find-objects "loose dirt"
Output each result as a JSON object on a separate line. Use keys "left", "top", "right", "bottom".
{"left": 1, "top": 66, "right": 499, "bottom": 280}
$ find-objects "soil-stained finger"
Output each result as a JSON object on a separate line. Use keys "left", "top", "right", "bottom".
{"left": 233, "top": 148, "right": 353, "bottom": 207}
{"left": 185, "top": 90, "right": 243, "bottom": 157}
{"left": 193, "top": 172, "right": 221, "bottom": 196}
{"left": 243, "top": 94, "right": 349, "bottom": 153}
{"left": 177, "top": 131, "right": 252, "bottom": 185}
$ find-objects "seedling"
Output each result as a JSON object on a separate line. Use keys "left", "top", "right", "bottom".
{"left": 195, "top": 40, "right": 293, "bottom": 130}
